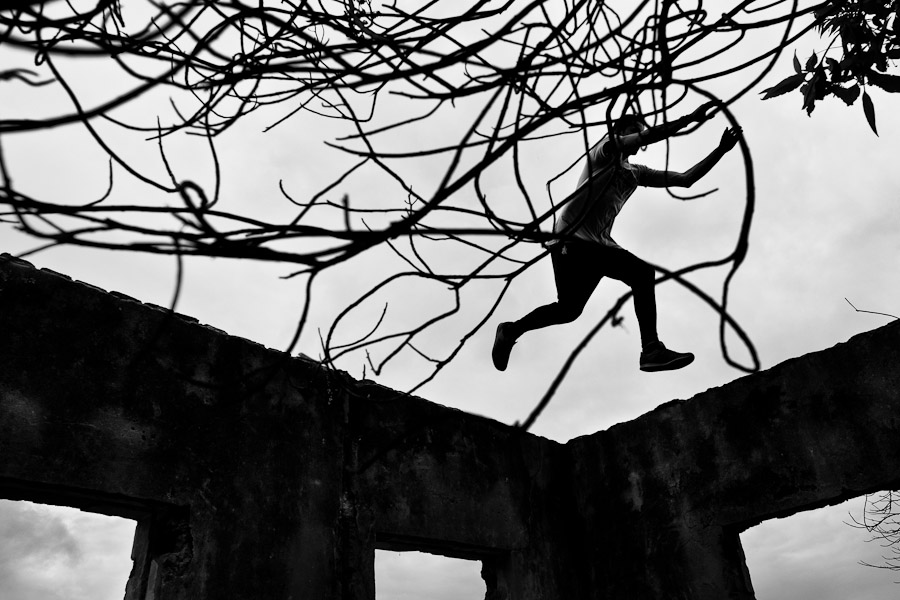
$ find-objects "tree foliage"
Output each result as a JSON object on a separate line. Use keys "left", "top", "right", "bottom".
{"left": 761, "top": 0, "right": 900, "bottom": 133}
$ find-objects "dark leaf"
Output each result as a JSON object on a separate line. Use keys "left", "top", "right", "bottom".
{"left": 814, "top": 4, "right": 838, "bottom": 22}
{"left": 802, "top": 81, "right": 817, "bottom": 115}
{"left": 801, "top": 69, "right": 828, "bottom": 115}
{"left": 845, "top": 55, "right": 867, "bottom": 77}
{"left": 860, "top": 0, "right": 882, "bottom": 15}
{"left": 868, "top": 71, "right": 900, "bottom": 92}
{"left": 862, "top": 90, "right": 878, "bottom": 136}
{"left": 831, "top": 84, "right": 861, "bottom": 106}
{"left": 823, "top": 13, "right": 843, "bottom": 35}
{"left": 806, "top": 52, "right": 818, "bottom": 71}
{"left": 813, "top": 67, "right": 828, "bottom": 100}
{"left": 826, "top": 57, "right": 839, "bottom": 75}
{"left": 793, "top": 51, "right": 802, "bottom": 74}
{"left": 760, "top": 73, "right": 806, "bottom": 99}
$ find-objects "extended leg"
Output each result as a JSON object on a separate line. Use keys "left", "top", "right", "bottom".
{"left": 599, "top": 247, "right": 693, "bottom": 372}
{"left": 595, "top": 246, "right": 659, "bottom": 348}
{"left": 492, "top": 246, "right": 601, "bottom": 371}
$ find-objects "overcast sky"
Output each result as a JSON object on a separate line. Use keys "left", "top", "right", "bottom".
{"left": 2, "top": 2, "right": 900, "bottom": 598}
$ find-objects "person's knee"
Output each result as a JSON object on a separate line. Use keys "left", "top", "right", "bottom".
{"left": 556, "top": 302, "right": 584, "bottom": 323}
{"left": 631, "top": 262, "right": 656, "bottom": 291}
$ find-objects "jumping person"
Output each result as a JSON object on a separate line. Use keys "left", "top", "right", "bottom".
{"left": 492, "top": 104, "right": 741, "bottom": 372}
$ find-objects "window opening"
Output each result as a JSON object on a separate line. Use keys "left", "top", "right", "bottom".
{"left": 0, "top": 499, "right": 136, "bottom": 600}
{"left": 740, "top": 495, "right": 900, "bottom": 600}
{"left": 375, "top": 549, "right": 485, "bottom": 600}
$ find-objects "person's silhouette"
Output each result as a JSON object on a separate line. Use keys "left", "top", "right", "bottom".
{"left": 492, "top": 104, "right": 741, "bottom": 372}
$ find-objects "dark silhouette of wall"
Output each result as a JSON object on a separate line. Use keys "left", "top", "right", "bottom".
{"left": 1, "top": 253, "right": 899, "bottom": 599}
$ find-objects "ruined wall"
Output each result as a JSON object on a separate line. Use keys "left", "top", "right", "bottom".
{"left": 0, "top": 254, "right": 350, "bottom": 598}
{"left": 568, "top": 318, "right": 900, "bottom": 599}
{"left": 2, "top": 252, "right": 899, "bottom": 600}
{"left": 0, "top": 254, "right": 575, "bottom": 599}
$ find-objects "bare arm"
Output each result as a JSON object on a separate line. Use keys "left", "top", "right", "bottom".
{"left": 640, "top": 127, "right": 742, "bottom": 189}
{"left": 610, "top": 101, "right": 717, "bottom": 155}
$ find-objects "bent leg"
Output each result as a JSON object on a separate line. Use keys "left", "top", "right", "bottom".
{"left": 596, "top": 247, "right": 659, "bottom": 348}
{"left": 508, "top": 245, "right": 602, "bottom": 339}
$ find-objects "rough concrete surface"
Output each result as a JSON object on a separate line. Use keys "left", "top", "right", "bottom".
{"left": 1, "top": 253, "right": 899, "bottom": 599}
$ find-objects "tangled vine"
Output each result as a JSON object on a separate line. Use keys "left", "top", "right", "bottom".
{"left": 2, "top": 0, "right": 895, "bottom": 429}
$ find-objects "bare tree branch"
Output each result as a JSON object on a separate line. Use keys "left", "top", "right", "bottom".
{"left": 3, "top": 0, "right": 880, "bottom": 431}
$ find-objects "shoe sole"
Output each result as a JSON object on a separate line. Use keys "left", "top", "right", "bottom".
{"left": 640, "top": 353, "right": 694, "bottom": 372}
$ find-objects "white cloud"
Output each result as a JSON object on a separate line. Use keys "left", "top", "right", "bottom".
{"left": 0, "top": 501, "right": 135, "bottom": 600}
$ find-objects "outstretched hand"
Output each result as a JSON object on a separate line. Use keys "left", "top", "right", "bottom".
{"left": 688, "top": 101, "right": 717, "bottom": 123}
{"left": 719, "top": 126, "right": 742, "bottom": 151}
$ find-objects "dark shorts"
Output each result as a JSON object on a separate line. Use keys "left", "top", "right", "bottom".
{"left": 551, "top": 241, "right": 655, "bottom": 308}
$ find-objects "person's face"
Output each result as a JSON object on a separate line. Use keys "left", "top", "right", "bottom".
{"left": 621, "top": 122, "right": 647, "bottom": 156}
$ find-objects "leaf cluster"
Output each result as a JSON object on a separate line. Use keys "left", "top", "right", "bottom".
{"left": 761, "top": 0, "right": 900, "bottom": 134}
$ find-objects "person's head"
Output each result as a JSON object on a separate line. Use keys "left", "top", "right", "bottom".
{"left": 612, "top": 114, "right": 648, "bottom": 155}
{"left": 613, "top": 114, "right": 648, "bottom": 136}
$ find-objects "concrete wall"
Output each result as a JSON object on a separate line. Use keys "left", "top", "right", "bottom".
{"left": 0, "top": 254, "right": 349, "bottom": 598}
{"left": 568, "top": 317, "right": 900, "bottom": 599}
{"left": 2, "top": 253, "right": 899, "bottom": 599}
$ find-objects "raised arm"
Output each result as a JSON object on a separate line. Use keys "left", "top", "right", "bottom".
{"left": 640, "top": 127, "right": 742, "bottom": 189}
{"left": 611, "top": 101, "right": 717, "bottom": 155}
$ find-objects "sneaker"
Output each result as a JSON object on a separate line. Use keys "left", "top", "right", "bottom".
{"left": 639, "top": 341, "right": 694, "bottom": 372}
{"left": 492, "top": 322, "right": 517, "bottom": 371}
